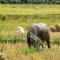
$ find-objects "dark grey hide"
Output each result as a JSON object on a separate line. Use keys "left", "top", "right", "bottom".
{"left": 27, "top": 23, "right": 50, "bottom": 49}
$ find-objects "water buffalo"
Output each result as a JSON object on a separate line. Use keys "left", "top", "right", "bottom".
{"left": 50, "top": 24, "right": 60, "bottom": 32}
{"left": 27, "top": 23, "right": 50, "bottom": 49}
{"left": 55, "top": 24, "right": 60, "bottom": 32}
{"left": 50, "top": 26, "right": 56, "bottom": 32}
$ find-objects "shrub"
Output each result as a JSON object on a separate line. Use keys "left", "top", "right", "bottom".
{"left": 1, "top": 16, "right": 6, "bottom": 21}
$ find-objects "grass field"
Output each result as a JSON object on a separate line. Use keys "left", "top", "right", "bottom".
{"left": 0, "top": 4, "right": 60, "bottom": 15}
{"left": 0, "top": 4, "right": 60, "bottom": 60}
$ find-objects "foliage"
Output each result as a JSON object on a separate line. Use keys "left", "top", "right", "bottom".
{"left": 0, "top": 0, "right": 60, "bottom": 4}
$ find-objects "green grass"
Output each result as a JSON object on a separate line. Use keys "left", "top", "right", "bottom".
{"left": 0, "top": 4, "right": 60, "bottom": 31}
{"left": 0, "top": 4, "right": 60, "bottom": 60}
{"left": 0, "top": 34, "right": 26, "bottom": 43}
{"left": 0, "top": 4, "right": 60, "bottom": 15}
{"left": 0, "top": 14, "right": 60, "bottom": 31}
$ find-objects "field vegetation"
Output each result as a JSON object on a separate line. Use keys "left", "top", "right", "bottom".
{"left": 0, "top": 4, "right": 60, "bottom": 60}
{"left": 0, "top": 4, "right": 60, "bottom": 15}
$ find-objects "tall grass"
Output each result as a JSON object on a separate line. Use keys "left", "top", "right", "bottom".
{"left": 0, "top": 34, "right": 26, "bottom": 43}
{"left": 0, "top": 4, "right": 60, "bottom": 60}
{"left": 0, "top": 4, "right": 60, "bottom": 31}
{"left": 0, "top": 42, "right": 60, "bottom": 60}
{"left": 0, "top": 14, "right": 60, "bottom": 31}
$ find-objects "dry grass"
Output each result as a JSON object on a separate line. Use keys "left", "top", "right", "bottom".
{"left": 0, "top": 42, "right": 60, "bottom": 60}
{"left": 50, "top": 32, "right": 60, "bottom": 38}
{"left": 0, "top": 32, "right": 60, "bottom": 60}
